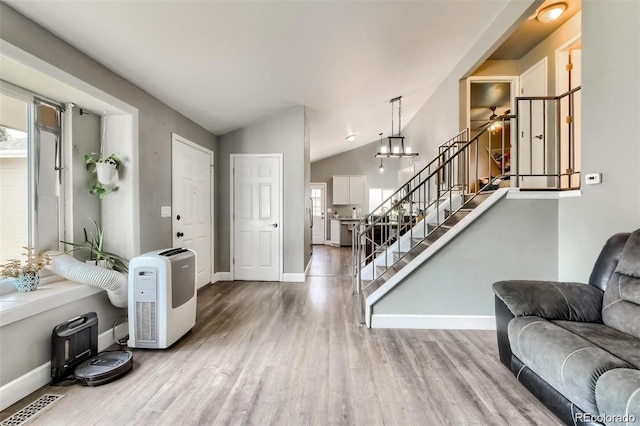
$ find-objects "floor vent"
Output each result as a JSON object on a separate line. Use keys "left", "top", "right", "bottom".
{"left": 0, "top": 394, "right": 64, "bottom": 426}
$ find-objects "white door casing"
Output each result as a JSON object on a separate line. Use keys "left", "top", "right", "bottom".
{"left": 519, "top": 57, "right": 548, "bottom": 188}
{"left": 172, "top": 134, "right": 213, "bottom": 289}
{"left": 232, "top": 154, "right": 282, "bottom": 281}
{"left": 557, "top": 35, "right": 581, "bottom": 189}
{"left": 311, "top": 183, "right": 326, "bottom": 245}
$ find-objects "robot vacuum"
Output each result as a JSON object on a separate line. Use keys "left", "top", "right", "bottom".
{"left": 74, "top": 350, "right": 133, "bottom": 386}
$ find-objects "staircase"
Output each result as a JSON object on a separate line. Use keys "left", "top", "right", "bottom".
{"left": 352, "top": 87, "right": 581, "bottom": 327}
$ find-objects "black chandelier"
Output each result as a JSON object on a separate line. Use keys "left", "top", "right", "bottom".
{"left": 375, "top": 96, "right": 418, "bottom": 158}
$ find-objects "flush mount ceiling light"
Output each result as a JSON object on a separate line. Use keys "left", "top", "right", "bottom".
{"left": 345, "top": 134, "right": 356, "bottom": 142}
{"left": 375, "top": 96, "right": 418, "bottom": 159}
{"left": 536, "top": 2, "right": 567, "bottom": 23}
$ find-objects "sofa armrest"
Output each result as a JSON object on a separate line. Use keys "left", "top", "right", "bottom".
{"left": 492, "top": 280, "right": 603, "bottom": 322}
{"left": 596, "top": 369, "right": 640, "bottom": 423}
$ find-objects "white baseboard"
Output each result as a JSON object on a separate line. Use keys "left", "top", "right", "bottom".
{"left": 213, "top": 272, "right": 233, "bottom": 283}
{"left": 281, "top": 273, "right": 305, "bottom": 282}
{"left": 97, "top": 323, "right": 128, "bottom": 351}
{"left": 370, "top": 314, "right": 496, "bottom": 330}
{"left": 0, "top": 362, "right": 51, "bottom": 411}
{"left": 0, "top": 323, "right": 129, "bottom": 411}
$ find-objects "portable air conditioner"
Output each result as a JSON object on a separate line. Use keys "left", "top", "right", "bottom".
{"left": 128, "top": 248, "right": 197, "bottom": 349}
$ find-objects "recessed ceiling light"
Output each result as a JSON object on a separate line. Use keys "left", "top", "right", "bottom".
{"left": 537, "top": 2, "right": 567, "bottom": 23}
{"left": 345, "top": 134, "right": 356, "bottom": 142}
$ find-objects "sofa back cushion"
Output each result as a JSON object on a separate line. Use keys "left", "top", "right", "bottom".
{"left": 602, "top": 229, "right": 640, "bottom": 338}
{"left": 589, "top": 232, "right": 630, "bottom": 291}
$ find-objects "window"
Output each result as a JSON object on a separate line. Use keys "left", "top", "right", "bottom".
{"left": 311, "top": 188, "right": 322, "bottom": 216}
{"left": 0, "top": 84, "right": 64, "bottom": 275}
{"left": 369, "top": 188, "right": 395, "bottom": 215}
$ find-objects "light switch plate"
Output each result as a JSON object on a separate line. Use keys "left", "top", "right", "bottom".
{"left": 585, "top": 173, "right": 602, "bottom": 185}
{"left": 161, "top": 206, "right": 172, "bottom": 217}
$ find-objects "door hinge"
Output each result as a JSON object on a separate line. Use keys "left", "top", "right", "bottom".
{"left": 521, "top": 88, "right": 524, "bottom": 94}
{"left": 566, "top": 116, "right": 573, "bottom": 123}
{"left": 232, "top": 258, "right": 235, "bottom": 265}
{"left": 566, "top": 63, "right": 574, "bottom": 71}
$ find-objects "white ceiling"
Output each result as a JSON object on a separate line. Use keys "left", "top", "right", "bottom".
{"left": 5, "top": 0, "right": 512, "bottom": 161}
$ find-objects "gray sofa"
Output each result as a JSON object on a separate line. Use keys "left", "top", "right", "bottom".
{"left": 493, "top": 231, "right": 640, "bottom": 425}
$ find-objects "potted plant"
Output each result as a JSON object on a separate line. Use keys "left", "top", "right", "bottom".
{"left": 85, "top": 152, "right": 122, "bottom": 198}
{"left": 0, "top": 247, "right": 50, "bottom": 292}
{"left": 61, "top": 219, "right": 129, "bottom": 273}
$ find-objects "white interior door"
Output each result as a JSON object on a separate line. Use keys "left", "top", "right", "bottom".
{"left": 311, "top": 183, "right": 326, "bottom": 245}
{"left": 233, "top": 155, "right": 281, "bottom": 281}
{"left": 172, "top": 135, "right": 213, "bottom": 289}
{"left": 519, "top": 58, "right": 548, "bottom": 188}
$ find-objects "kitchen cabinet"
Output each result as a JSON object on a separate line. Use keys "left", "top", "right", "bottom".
{"left": 330, "top": 218, "right": 359, "bottom": 246}
{"left": 330, "top": 219, "right": 341, "bottom": 246}
{"left": 333, "top": 175, "right": 366, "bottom": 205}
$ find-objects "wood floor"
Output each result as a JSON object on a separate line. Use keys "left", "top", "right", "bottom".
{"left": 1, "top": 246, "right": 560, "bottom": 425}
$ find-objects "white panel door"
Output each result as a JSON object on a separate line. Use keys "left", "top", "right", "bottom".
{"left": 233, "top": 156, "right": 280, "bottom": 281}
{"left": 519, "top": 58, "right": 548, "bottom": 188}
{"left": 172, "top": 136, "right": 212, "bottom": 289}
{"left": 311, "top": 183, "right": 326, "bottom": 244}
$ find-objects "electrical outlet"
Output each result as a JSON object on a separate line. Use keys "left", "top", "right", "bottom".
{"left": 585, "top": 173, "right": 602, "bottom": 185}
{"left": 161, "top": 206, "right": 171, "bottom": 217}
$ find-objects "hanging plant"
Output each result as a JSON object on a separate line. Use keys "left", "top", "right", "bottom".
{"left": 86, "top": 112, "right": 123, "bottom": 198}
{"left": 86, "top": 152, "right": 122, "bottom": 198}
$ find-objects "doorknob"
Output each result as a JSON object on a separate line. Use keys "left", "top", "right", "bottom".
{"left": 534, "top": 134, "right": 544, "bottom": 140}
{"left": 270, "top": 223, "right": 278, "bottom": 228}
{"left": 176, "top": 232, "right": 184, "bottom": 237}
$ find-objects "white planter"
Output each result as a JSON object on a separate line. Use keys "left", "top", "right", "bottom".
{"left": 96, "top": 162, "right": 117, "bottom": 185}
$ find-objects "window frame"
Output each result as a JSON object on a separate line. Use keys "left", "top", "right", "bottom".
{"left": 368, "top": 187, "right": 396, "bottom": 215}
{"left": 0, "top": 81, "right": 66, "bottom": 291}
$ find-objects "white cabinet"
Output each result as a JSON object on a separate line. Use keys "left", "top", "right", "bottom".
{"left": 330, "top": 219, "right": 341, "bottom": 246}
{"left": 349, "top": 176, "right": 366, "bottom": 205}
{"left": 333, "top": 175, "right": 366, "bottom": 205}
{"left": 332, "top": 176, "right": 350, "bottom": 205}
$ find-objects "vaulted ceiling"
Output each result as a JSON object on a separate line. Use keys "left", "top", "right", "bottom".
{"left": 6, "top": 1, "right": 525, "bottom": 161}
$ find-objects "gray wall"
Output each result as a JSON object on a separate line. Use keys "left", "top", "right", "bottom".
{"left": 310, "top": 141, "right": 402, "bottom": 239}
{"left": 374, "top": 198, "right": 559, "bottom": 316}
{"left": 402, "top": 1, "right": 539, "bottom": 161}
{"left": 0, "top": 3, "right": 217, "bottom": 255}
{"left": 70, "top": 108, "right": 100, "bottom": 258}
{"left": 372, "top": 1, "right": 640, "bottom": 316}
{"left": 216, "top": 107, "right": 307, "bottom": 275}
{"left": 0, "top": 292, "right": 125, "bottom": 386}
{"left": 0, "top": 3, "right": 216, "bottom": 388}
{"left": 558, "top": 1, "right": 640, "bottom": 281}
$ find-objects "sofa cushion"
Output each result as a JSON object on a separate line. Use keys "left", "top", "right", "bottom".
{"left": 552, "top": 321, "right": 640, "bottom": 369}
{"left": 595, "top": 369, "right": 640, "bottom": 425}
{"left": 508, "top": 316, "right": 632, "bottom": 414}
{"left": 603, "top": 230, "right": 640, "bottom": 339}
